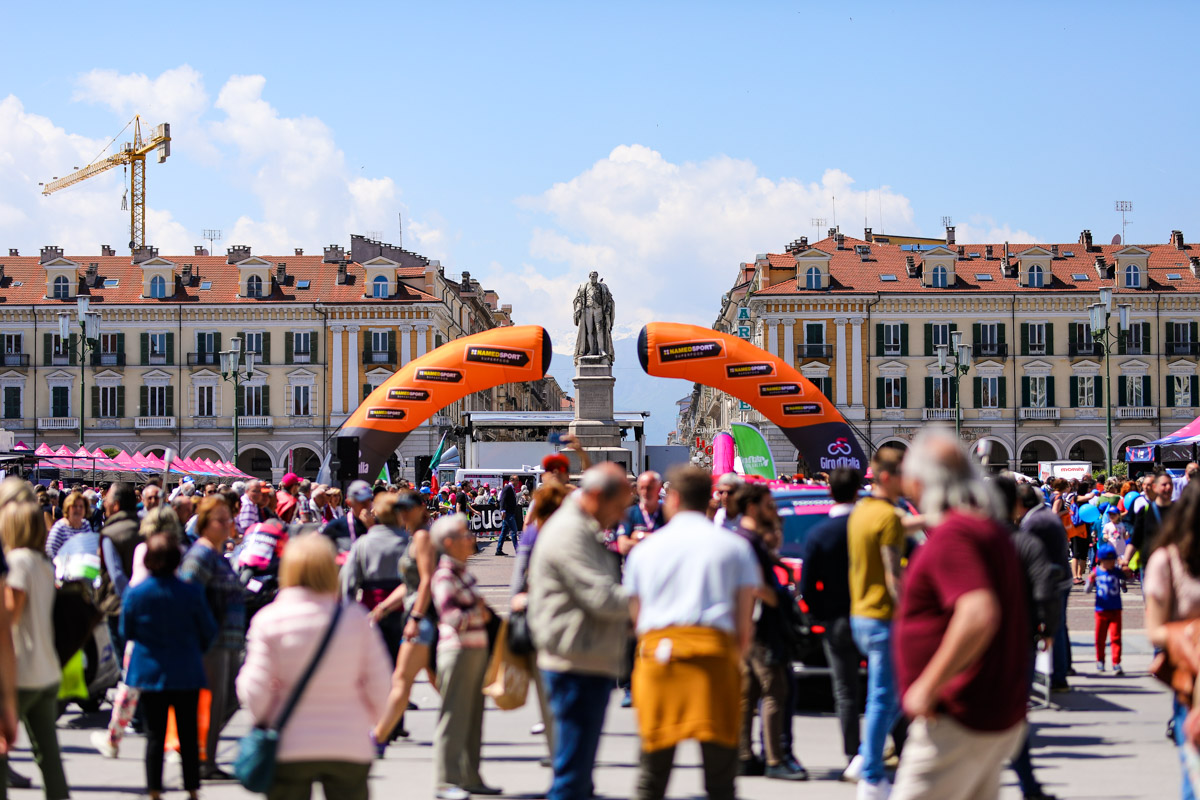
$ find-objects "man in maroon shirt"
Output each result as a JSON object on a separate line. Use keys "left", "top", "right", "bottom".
{"left": 891, "top": 430, "right": 1029, "bottom": 800}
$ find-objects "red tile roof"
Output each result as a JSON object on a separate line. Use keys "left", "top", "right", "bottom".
{"left": 0, "top": 254, "right": 439, "bottom": 305}
{"left": 753, "top": 235, "right": 1200, "bottom": 295}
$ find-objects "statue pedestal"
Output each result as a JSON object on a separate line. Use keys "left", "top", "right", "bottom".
{"left": 568, "top": 355, "right": 633, "bottom": 476}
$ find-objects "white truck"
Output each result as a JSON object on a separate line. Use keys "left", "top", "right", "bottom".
{"left": 1037, "top": 460, "right": 1092, "bottom": 482}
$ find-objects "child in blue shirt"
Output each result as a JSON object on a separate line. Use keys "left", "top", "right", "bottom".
{"left": 1088, "top": 543, "right": 1124, "bottom": 675}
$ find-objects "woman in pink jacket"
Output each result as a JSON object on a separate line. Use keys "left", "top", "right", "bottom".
{"left": 236, "top": 534, "right": 393, "bottom": 800}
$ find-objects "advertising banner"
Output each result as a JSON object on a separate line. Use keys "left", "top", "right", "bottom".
{"left": 637, "top": 322, "right": 866, "bottom": 474}
{"left": 730, "top": 422, "right": 777, "bottom": 479}
{"left": 339, "top": 325, "right": 552, "bottom": 481}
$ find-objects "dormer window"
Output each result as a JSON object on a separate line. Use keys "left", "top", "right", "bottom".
{"left": 149, "top": 275, "right": 167, "bottom": 298}
{"left": 1028, "top": 264, "right": 1044, "bottom": 288}
{"left": 1124, "top": 263, "right": 1141, "bottom": 289}
{"left": 52, "top": 276, "right": 69, "bottom": 299}
{"left": 805, "top": 267, "right": 822, "bottom": 290}
{"left": 246, "top": 275, "right": 264, "bottom": 298}
{"left": 931, "top": 265, "right": 947, "bottom": 288}
{"left": 373, "top": 275, "right": 390, "bottom": 299}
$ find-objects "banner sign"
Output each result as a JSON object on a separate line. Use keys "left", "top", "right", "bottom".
{"left": 637, "top": 322, "right": 866, "bottom": 473}
{"left": 339, "top": 325, "right": 552, "bottom": 481}
{"left": 1126, "top": 445, "right": 1155, "bottom": 463}
{"left": 731, "top": 422, "right": 777, "bottom": 479}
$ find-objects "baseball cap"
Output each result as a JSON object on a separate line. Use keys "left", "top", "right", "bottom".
{"left": 542, "top": 453, "right": 570, "bottom": 474}
{"left": 1107, "top": 506, "right": 1121, "bottom": 516}
{"left": 347, "top": 480, "right": 373, "bottom": 503}
{"left": 281, "top": 472, "right": 300, "bottom": 488}
{"left": 1098, "top": 543, "right": 1118, "bottom": 560}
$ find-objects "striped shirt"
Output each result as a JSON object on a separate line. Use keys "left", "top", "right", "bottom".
{"left": 45, "top": 518, "right": 92, "bottom": 560}
{"left": 432, "top": 555, "right": 488, "bottom": 652}
{"left": 180, "top": 542, "right": 246, "bottom": 651}
{"left": 235, "top": 495, "right": 262, "bottom": 538}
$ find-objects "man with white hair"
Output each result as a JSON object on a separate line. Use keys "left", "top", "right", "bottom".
{"left": 890, "top": 430, "right": 1029, "bottom": 800}
{"left": 236, "top": 479, "right": 265, "bottom": 538}
{"left": 712, "top": 473, "right": 741, "bottom": 528}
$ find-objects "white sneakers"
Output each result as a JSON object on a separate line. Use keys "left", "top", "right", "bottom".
{"left": 90, "top": 731, "right": 117, "bottom": 759}
{"left": 841, "top": 754, "right": 864, "bottom": 782}
{"left": 435, "top": 787, "right": 470, "bottom": 800}
{"left": 856, "top": 777, "right": 893, "bottom": 800}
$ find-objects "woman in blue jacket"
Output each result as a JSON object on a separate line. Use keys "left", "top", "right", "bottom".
{"left": 121, "top": 531, "right": 217, "bottom": 800}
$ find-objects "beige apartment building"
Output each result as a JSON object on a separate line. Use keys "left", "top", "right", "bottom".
{"left": 0, "top": 235, "right": 567, "bottom": 481}
{"left": 675, "top": 227, "right": 1200, "bottom": 476}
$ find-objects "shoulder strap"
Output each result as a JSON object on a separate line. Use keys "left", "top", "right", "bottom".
{"left": 273, "top": 601, "right": 343, "bottom": 733}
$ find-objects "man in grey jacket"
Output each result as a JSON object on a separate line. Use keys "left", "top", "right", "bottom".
{"left": 528, "top": 463, "right": 632, "bottom": 800}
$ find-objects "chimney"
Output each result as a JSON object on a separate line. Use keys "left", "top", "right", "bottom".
{"left": 86, "top": 262, "right": 99, "bottom": 283}
{"left": 835, "top": 233, "right": 846, "bottom": 249}
{"left": 194, "top": 246, "right": 205, "bottom": 256}
{"left": 275, "top": 261, "right": 287, "bottom": 283}
{"left": 131, "top": 245, "right": 159, "bottom": 264}
{"left": 226, "top": 245, "right": 251, "bottom": 264}
{"left": 1051, "top": 244, "right": 1059, "bottom": 257}
{"left": 101, "top": 245, "right": 115, "bottom": 257}
{"left": 1094, "top": 255, "right": 1108, "bottom": 278}
{"left": 985, "top": 245, "right": 994, "bottom": 260}
{"left": 1190, "top": 256, "right": 1200, "bottom": 279}
{"left": 905, "top": 255, "right": 919, "bottom": 277}
{"left": 181, "top": 263, "right": 193, "bottom": 284}
{"left": 864, "top": 227, "right": 873, "bottom": 242}
{"left": 1172, "top": 230, "right": 1185, "bottom": 250}
{"left": 335, "top": 260, "right": 347, "bottom": 285}
{"left": 461, "top": 271, "right": 472, "bottom": 291}
{"left": 323, "top": 244, "right": 345, "bottom": 263}
{"left": 39, "top": 245, "right": 63, "bottom": 264}
{"left": 945, "top": 225, "right": 956, "bottom": 246}
{"left": 827, "top": 227, "right": 838, "bottom": 239}
{"left": 856, "top": 245, "right": 872, "bottom": 261}
{"left": 294, "top": 248, "right": 304, "bottom": 256}
{"left": 7, "top": 249, "right": 17, "bottom": 257}
{"left": 1080, "top": 229, "right": 1094, "bottom": 250}
{"left": 956, "top": 245, "right": 965, "bottom": 259}
{"left": 0, "top": 265, "right": 5, "bottom": 282}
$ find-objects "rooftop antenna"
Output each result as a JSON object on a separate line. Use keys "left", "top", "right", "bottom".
{"left": 878, "top": 189, "right": 884, "bottom": 233}
{"left": 367, "top": 230, "right": 383, "bottom": 242}
{"left": 831, "top": 195, "right": 837, "bottom": 233}
{"left": 811, "top": 217, "right": 827, "bottom": 241}
{"left": 202, "top": 228, "right": 221, "bottom": 257}
{"left": 1115, "top": 201, "right": 1132, "bottom": 245}
{"left": 942, "top": 215, "right": 953, "bottom": 230}
{"left": 397, "top": 212, "right": 403, "bottom": 248}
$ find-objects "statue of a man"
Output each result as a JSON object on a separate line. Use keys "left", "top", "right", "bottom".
{"left": 573, "top": 270, "right": 615, "bottom": 363}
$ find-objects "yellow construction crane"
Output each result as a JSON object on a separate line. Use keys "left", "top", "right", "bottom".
{"left": 41, "top": 115, "right": 171, "bottom": 254}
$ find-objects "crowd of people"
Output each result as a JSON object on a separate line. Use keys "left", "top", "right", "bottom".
{"left": 0, "top": 433, "right": 1199, "bottom": 799}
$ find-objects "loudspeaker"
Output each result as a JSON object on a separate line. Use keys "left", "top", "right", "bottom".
{"left": 414, "top": 455, "right": 433, "bottom": 484}
{"left": 336, "top": 436, "right": 359, "bottom": 481}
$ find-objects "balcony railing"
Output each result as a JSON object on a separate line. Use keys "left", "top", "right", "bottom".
{"left": 796, "top": 344, "right": 833, "bottom": 359}
{"left": 1020, "top": 407, "right": 1060, "bottom": 420}
{"left": 50, "top": 354, "right": 71, "bottom": 366}
{"left": 135, "top": 416, "right": 176, "bottom": 429}
{"left": 188, "top": 352, "right": 219, "bottom": 367}
{"left": 291, "top": 351, "right": 313, "bottom": 364}
{"left": 1116, "top": 407, "right": 1158, "bottom": 419}
{"left": 972, "top": 343, "right": 1009, "bottom": 360}
{"left": 923, "top": 408, "right": 956, "bottom": 421}
{"left": 1069, "top": 342, "right": 1099, "bottom": 357}
{"left": 238, "top": 416, "right": 273, "bottom": 428}
{"left": 363, "top": 350, "right": 397, "bottom": 365}
{"left": 91, "top": 352, "right": 125, "bottom": 367}
{"left": 1167, "top": 342, "right": 1200, "bottom": 357}
{"left": 38, "top": 417, "right": 78, "bottom": 429}
{"left": 1, "top": 354, "right": 29, "bottom": 367}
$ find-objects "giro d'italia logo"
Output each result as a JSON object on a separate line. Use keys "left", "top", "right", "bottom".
{"left": 820, "top": 437, "right": 862, "bottom": 471}
{"left": 827, "top": 438, "right": 853, "bottom": 456}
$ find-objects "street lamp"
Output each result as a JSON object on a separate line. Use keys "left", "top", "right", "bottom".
{"left": 220, "top": 337, "right": 257, "bottom": 469}
{"left": 60, "top": 296, "right": 101, "bottom": 448}
{"left": 936, "top": 329, "right": 973, "bottom": 439}
{"left": 1089, "top": 293, "right": 1132, "bottom": 477}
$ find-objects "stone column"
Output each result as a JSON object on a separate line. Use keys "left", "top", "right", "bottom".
{"left": 331, "top": 325, "right": 345, "bottom": 415}
{"left": 850, "top": 317, "right": 865, "bottom": 407}
{"left": 416, "top": 324, "right": 428, "bottom": 357}
{"left": 835, "top": 317, "right": 848, "bottom": 405}
{"left": 763, "top": 320, "right": 777, "bottom": 356}
{"left": 347, "top": 325, "right": 361, "bottom": 406}
{"left": 782, "top": 321, "right": 795, "bottom": 367}
{"left": 399, "top": 324, "right": 412, "bottom": 366}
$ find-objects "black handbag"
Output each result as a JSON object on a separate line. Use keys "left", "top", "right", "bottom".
{"left": 507, "top": 608, "right": 534, "bottom": 657}
{"left": 234, "top": 601, "right": 343, "bottom": 792}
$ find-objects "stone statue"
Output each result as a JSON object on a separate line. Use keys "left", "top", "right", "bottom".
{"left": 573, "top": 270, "right": 615, "bottom": 364}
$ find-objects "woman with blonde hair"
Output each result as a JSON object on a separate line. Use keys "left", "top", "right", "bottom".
{"left": 238, "top": 534, "right": 392, "bottom": 799}
{"left": 2, "top": 500, "right": 70, "bottom": 799}
{"left": 44, "top": 490, "right": 91, "bottom": 561}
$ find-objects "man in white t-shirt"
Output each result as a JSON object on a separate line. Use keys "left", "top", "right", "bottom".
{"left": 623, "top": 466, "right": 761, "bottom": 800}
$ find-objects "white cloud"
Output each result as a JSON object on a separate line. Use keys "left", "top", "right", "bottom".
{"left": 954, "top": 216, "right": 1039, "bottom": 245}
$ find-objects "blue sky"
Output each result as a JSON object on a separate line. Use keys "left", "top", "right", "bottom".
{"left": 3, "top": 1, "right": 1197, "bottom": 441}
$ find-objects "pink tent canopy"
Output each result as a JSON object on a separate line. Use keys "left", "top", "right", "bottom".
{"left": 14, "top": 442, "right": 28, "bottom": 451}
{"left": 34, "top": 444, "right": 55, "bottom": 457}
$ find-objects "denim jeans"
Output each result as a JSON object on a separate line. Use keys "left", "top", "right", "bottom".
{"left": 495, "top": 516, "right": 520, "bottom": 554}
{"left": 1174, "top": 697, "right": 1197, "bottom": 800}
{"left": 1051, "top": 593, "right": 1070, "bottom": 686}
{"left": 543, "top": 670, "right": 613, "bottom": 800}
{"left": 1010, "top": 654, "right": 1042, "bottom": 796}
{"left": 850, "top": 616, "right": 899, "bottom": 785}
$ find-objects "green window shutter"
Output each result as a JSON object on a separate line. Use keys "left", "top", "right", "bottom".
{"left": 1167, "top": 323, "right": 1176, "bottom": 346}
{"left": 364, "top": 383, "right": 372, "bottom": 401}
{"left": 68, "top": 333, "right": 77, "bottom": 365}
{"left": 1193, "top": 376, "right": 1199, "bottom": 407}
{"left": 1118, "top": 329, "right": 1127, "bottom": 355}
{"left": 1095, "top": 379, "right": 1102, "bottom": 407}
{"left": 924, "top": 324, "right": 933, "bottom": 357}
{"left": 310, "top": 330, "right": 319, "bottom": 363}
{"left": 262, "top": 385, "right": 270, "bottom": 415}
{"left": 140, "top": 333, "right": 149, "bottom": 365}
{"left": 1118, "top": 376, "right": 1126, "bottom": 407}
{"left": 1021, "top": 323, "right": 1029, "bottom": 356}
{"left": 899, "top": 324, "right": 909, "bottom": 357}
{"left": 285, "top": 332, "right": 293, "bottom": 364}
{"left": 139, "top": 386, "right": 148, "bottom": 417}
{"left": 1068, "top": 324, "right": 1078, "bottom": 349}
{"left": 165, "top": 332, "right": 174, "bottom": 365}
{"left": 998, "top": 376, "right": 1007, "bottom": 408}
{"left": 363, "top": 330, "right": 370, "bottom": 355}
{"left": 875, "top": 325, "right": 884, "bottom": 356}
{"left": 165, "top": 386, "right": 174, "bottom": 417}
{"left": 214, "top": 332, "right": 222, "bottom": 354}
{"left": 1143, "top": 375, "right": 1152, "bottom": 405}
{"left": 1047, "top": 377, "right": 1055, "bottom": 407}
{"left": 1143, "top": 322, "right": 1151, "bottom": 353}
{"left": 972, "top": 322, "right": 981, "bottom": 346}
{"left": 117, "top": 387, "right": 125, "bottom": 418}
{"left": 876, "top": 377, "right": 885, "bottom": 408}
{"left": 1045, "top": 323, "right": 1054, "bottom": 356}
{"left": 116, "top": 332, "right": 125, "bottom": 358}
{"left": 973, "top": 376, "right": 982, "bottom": 408}
{"left": 261, "top": 332, "right": 271, "bottom": 365}
{"left": 949, "top": 323, "right": 958, "bottom": 337}
{"left": 43, "top": 332, "right": 51, "bottom": 366}
{"left": 899, "top": 378, "right": 908, "bottom": 409}
{"left": 91, "top": 386, "right": 100, "bottom": 418}
{"left": 196, "top": 332, "right": 206, "bottom": 355}
{"left": 1021, "top": 376, "right": 1030, "bottom": 407}
{"left": 924, "top": 377, "right": 933, "bottom": 407}
{"left": 1168, "top": 377, "right": 1177, "bottom": 407}
{"left": 1070, "top": 376, "right": 1078, "bottom": 408}
{"left": 388, "top": 331, "right": 397, "bottom": 361}
{"left": 236, "top": 387, "right": 244, "bottom": 416}
{"left": 997, "top": 323, "right": 1006, "bottom": 345}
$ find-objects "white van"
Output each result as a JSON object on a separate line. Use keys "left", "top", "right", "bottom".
{"left": 452, "top": 467, "right": 543, "bottom": 489}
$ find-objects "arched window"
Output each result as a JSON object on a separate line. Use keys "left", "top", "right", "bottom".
{"left": 373, "top": 275, "right": 390, "bottom": 299}
{"left": 1027, "top": 264, "right": 1044, "bottom": 288}
{"left": 1125, "top": 263, "right": 1141, "bottom": 288}
{"left": 246, "top": 275, "right": 263, "bottom": 298}
{"left": 805, "top": 266, "right": 822, "bottom": 290}
{"left": 149, "top": 275, "right": 166, "bottom": 298}
{"left": 932, "top": 265, "right": 948, "bottom": 288}
{"left": 52, "top": 275, "right": 69, "bottom": 299}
